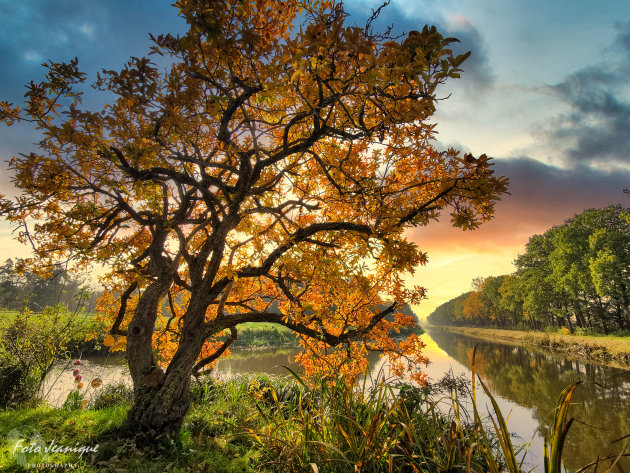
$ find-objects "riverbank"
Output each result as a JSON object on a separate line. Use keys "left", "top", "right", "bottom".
{"left": 0, "top": 373, "right": 511, "bottom": 472}
{"left": 433, "top": 326, "right": 630, "bottom": 369}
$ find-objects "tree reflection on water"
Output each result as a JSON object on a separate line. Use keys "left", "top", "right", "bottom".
{"left": 427, "top": 328, "right": 630, "bottom": 471}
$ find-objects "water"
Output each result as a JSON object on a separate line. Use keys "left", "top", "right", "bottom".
{"left": 424, "top": 327, "right": 630, "bottom": 472}
{"left": 42, "top": 329, "right": 630, "bottom": 471}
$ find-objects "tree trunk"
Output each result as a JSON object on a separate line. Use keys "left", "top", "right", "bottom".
{"left": 565, "top": 314, "right": 574, "bottom": 333}
{"left": 125, "top": 366, "right": 194, "bottom": 440}
{"left": 125, "top": 292, "right": 210, "bottom": 440}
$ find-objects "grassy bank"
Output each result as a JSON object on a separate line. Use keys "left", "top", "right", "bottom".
{"left": 0, "top": 371, "right": 606, "bottom": 473}
{"left": 436, "top": 326, "right": 630, "bottom": 369}
{"left": 0, "top": 374, "right": 474, "bottom": 472}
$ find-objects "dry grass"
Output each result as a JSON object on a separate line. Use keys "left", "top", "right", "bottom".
{"left": 437, "top": 326, "right": 630, "bottom": 368}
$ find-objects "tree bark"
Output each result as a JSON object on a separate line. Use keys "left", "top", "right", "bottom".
{"left": 125, "top": 289, "right": 209, "bottom": 440}
{"left": 125, "top": 366, "right": 194, "bottom": 440}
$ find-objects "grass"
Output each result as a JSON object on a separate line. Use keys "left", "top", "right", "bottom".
{"left": 437, "top": 325, "right": 630, "bottom": 368}
{"left": 1, "top": 369, "right": 628, "bottom": 472}
{"left": 232, "top": 323, "right": 300, "bottom": 348}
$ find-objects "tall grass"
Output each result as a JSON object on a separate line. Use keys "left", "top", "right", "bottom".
{"left": 241, "top": 352, "right": 629, "bottom": 472}
{"left": 244, "top": 367, "right": 497, "bottom": 472}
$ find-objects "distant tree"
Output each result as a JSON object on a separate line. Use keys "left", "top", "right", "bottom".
{"left": 426, "top": 291, "right": 469, "bottom": 326}
{"left": 0, "top": 0, "right": 507, "bottom": 438}
{"left": 0, "top": 258, "right": 84, "bottom": 311}
{"left": 431, "top": 205, "right": 630, "bottom": 333}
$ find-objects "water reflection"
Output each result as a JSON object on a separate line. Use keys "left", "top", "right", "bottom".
{"left": 41, "top": 330, "right": 630, "bottom": 471}
{"left": 426, "top": 327, "right": 630, "bottom": 472}
{"left": 214, "top": 348, "right": 383, "bottom": 380}
{"left": 42, "top": 357, "right": 131, "bottom": 408}
{"left": 214, "top": 348, "right": 302, "bottom": 377}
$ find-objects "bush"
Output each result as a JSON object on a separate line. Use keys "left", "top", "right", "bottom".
{"left": 0, "top": 312, "right": 60, "bottom": 407}
{"left": 0, "top": 305, "right": 102, "bottom": 408}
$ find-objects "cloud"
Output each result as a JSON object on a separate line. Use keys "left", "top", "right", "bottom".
{"left": 0, "top": 1, "right": 187, "bottom": 104}
{"left": 442, "top": 14, "right": 495, "bottom": 94}
{"left": 538, "top": 22, "right": 630, "bottom": 170}
{"left": 408, "top": 157, "right": 630, "bottom": 254}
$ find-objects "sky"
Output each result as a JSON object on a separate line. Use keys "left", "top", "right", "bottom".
{"left": 1, "top": 0, "right": 629, "bottom": 320}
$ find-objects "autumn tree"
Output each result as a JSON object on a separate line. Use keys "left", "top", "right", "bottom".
{"left": 0, "top": 0, "right": 507, "bottom": 438}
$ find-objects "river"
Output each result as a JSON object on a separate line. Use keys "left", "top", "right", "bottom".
{"left": 43, "top": 327, "right": 630, "bottom": 471}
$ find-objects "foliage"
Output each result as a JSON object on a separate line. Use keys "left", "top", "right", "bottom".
{"left": 428, "top": 205, "right": 630, "bottom": 334}
{"left": 0, "top": 0, "right": 507, "bottom": 434}
{"left": 92, "top": 383, "right": 134, "bottom": 410}
{"left": 0, "top": 306, "right": 100, "bottom": 408}
{"left": 225, "top": 305, "right": 423, "bottom": 348}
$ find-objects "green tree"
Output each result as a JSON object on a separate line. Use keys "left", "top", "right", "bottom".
{"left": 587, "top": 206, "right": 630, "bottom": 329}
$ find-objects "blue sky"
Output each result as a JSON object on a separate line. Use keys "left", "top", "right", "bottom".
{"left": 1, "top": 0, "right": 629, "bottom": 317}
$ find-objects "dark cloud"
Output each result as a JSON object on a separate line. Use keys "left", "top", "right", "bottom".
{"left": 615, "top": 21, "right": 630, "bottom": 60}
{"left": 344, "top": 2, "right": 494, "bottom": 94}
{"left": 541, "top": 22, "right": 630, "bottom": 169}
{"left": 409, "top": 157, "right": 630, "bottom": 253}
{"left": 0, "top": 1, "right": 187, "bottom": 104}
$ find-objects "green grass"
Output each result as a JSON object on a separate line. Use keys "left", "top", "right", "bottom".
{"left": 0, "top": 384, "right": 268, "bottom": 472}
{"left": 0, "top": 309, "right": 21, "bottom": 323}
{"left": 1, "top": 370, "right": 628, "bottom": 472}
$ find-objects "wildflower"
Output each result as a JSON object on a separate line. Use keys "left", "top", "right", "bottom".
{"left": 91, "top": 378, "right": 102, "bottom": 388}
{"left": 77, "top": 382, "right": 84, "bottom": 389}
{"left": 73, "top": 369, "right": 80, "bottom": 376}
{"left": 75, "top": 374, "right": 82, "bottom": 382}
{"left": 74, "top": 360, "right": 82, "bottom": 365}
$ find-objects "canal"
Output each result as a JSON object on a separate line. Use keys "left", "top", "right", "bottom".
{"left": 43, "top": 327, "right": 630, "bottom": 471}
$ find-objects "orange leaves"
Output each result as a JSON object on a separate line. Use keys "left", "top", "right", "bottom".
{"left": 0, "top": 100, "right": 21, "bottom": 126}
{"left": 1, "top": 0, "right": 508, "bottom": 394}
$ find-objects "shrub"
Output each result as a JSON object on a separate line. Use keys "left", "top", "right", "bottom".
{"left": 0, "top": 305, "right": 102, "bottom": 408}
{"left": 558, "top": 326, "right": 572, "bottom": 335}
{"left": 0, "top": 312, "right": 60, "bottom": 407}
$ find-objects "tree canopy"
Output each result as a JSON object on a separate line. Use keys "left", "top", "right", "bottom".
{"left": 428, "top": 205, "right": 630, "bottom": 333}
{"left": 0, "top": 0, "right": 507, "bottom": 435}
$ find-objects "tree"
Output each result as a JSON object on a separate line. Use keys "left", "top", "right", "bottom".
{"left": 0, "top": 0, "right": 507, "bottom": 438}
{"left": 0, "top": 258, "right": 85, "bottom": 311}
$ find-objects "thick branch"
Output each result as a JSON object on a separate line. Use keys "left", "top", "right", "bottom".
{"left": 110, "top": 281, "right": 139, "bottom": 336}
{"left": 192, "top": 326, "right": 237, "bottom": 375}
{"left": 205, "top": 303, "right": 397, "bottom": 347}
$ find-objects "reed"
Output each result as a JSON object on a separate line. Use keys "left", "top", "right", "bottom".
{"left": 243, "top": 352, "right": 629, "bottom": 472}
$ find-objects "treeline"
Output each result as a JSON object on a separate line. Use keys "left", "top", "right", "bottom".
{"left": 428, "top": 205, "right": 630, "bottom": 334}
{"left": 0, "top": 258, "right": 95, "bottom": 311}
